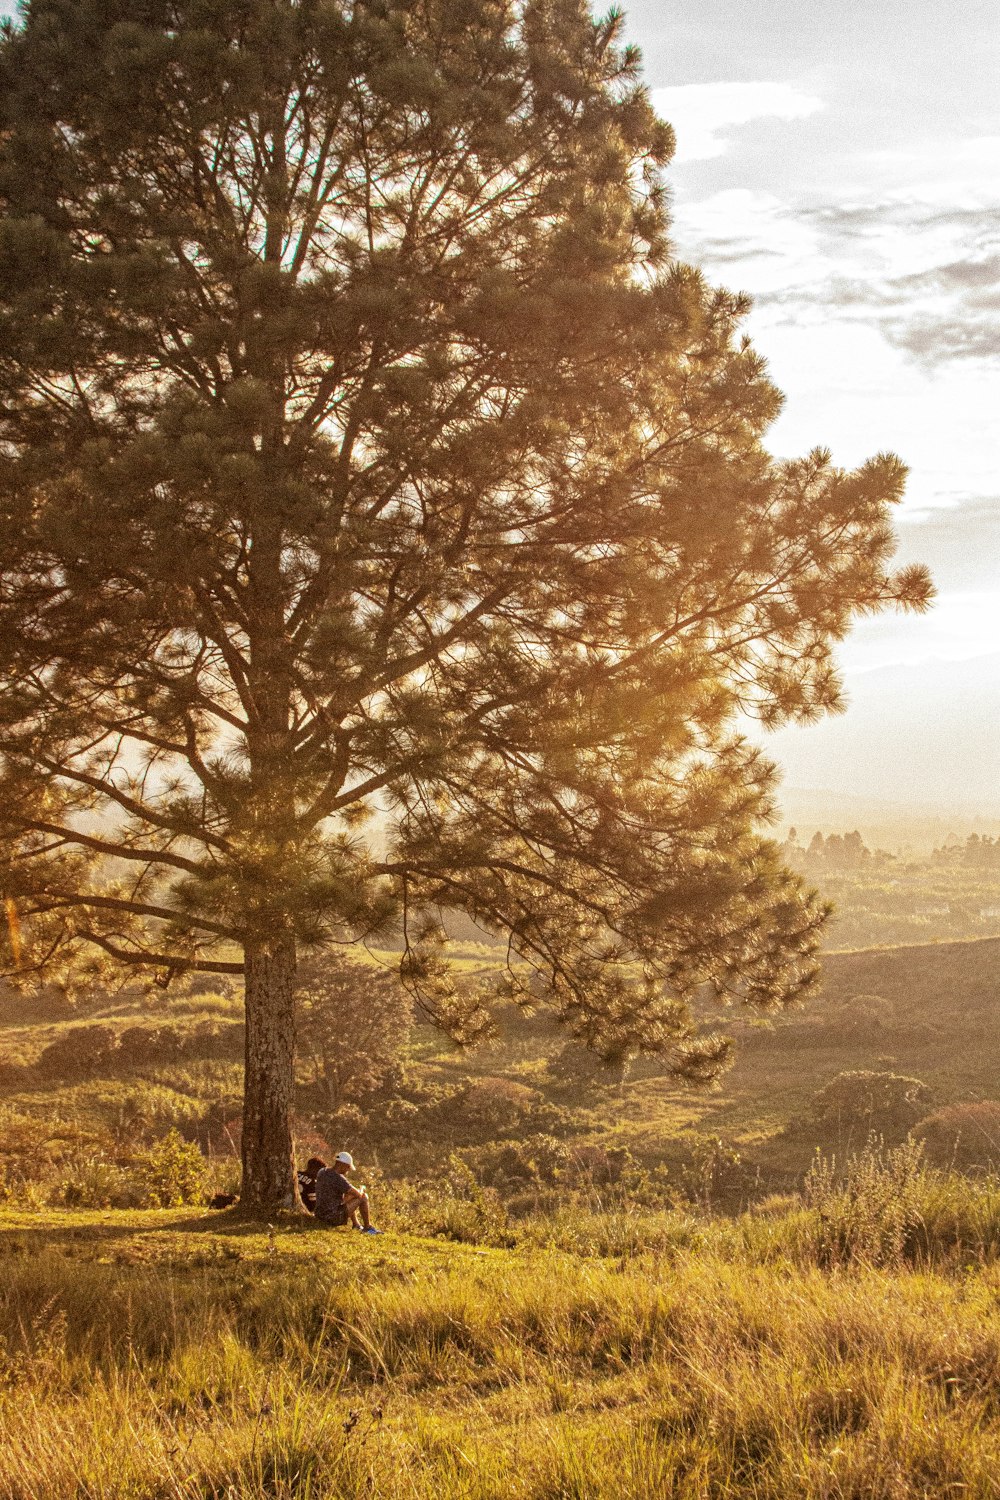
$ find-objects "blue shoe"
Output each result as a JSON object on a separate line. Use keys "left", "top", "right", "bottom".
{"left": 362, "top": 1226, "right": 383, "bottom": 1235}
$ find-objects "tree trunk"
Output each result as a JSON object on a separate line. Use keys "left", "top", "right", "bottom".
{"left": 241, "top": 930, "right": 299, "bottom": 1213}
{"left": 238, "top": 114, "right": 300, "bottom": 1217}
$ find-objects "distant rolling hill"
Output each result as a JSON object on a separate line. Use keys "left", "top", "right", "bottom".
{"left": 818, "top": 933, "right": 1000, "bottom": 1021}
{"left": 697, "top": 935, "right": 1000, "bottom": 1172}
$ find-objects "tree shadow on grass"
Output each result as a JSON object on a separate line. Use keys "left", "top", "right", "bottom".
{"left": 0, "top": 1205, "right": 348, "bottom": 1257}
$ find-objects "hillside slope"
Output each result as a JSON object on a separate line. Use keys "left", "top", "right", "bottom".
{"left": 1, "top": 936, "right": 999, "bottom": 1204}
{"left": 822, "top": 934, "right": 1000, "bottom": 1013}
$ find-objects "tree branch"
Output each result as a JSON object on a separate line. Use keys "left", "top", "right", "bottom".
{"left": 76, "top": 928, "right": 244, "bottom": 975}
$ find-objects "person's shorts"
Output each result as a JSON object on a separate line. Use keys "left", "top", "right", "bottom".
{"left": 316, "top": 1207, "right": 349, "bottom": 1227}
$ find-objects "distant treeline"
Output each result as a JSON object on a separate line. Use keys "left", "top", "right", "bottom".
{"left": 782, "top": 829, "right": 887, "bottom": 870}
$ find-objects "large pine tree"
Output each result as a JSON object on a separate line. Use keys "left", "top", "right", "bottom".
{"left": 0, "top": 0, "right": 929, "bottom": 1211}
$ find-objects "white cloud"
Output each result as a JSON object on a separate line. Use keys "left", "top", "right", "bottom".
{"left": 669, "top": 188, "right": 820, "bottom": 291}
{"left": 665, "top": 182, "right": 1000, "bottom": 502}
{"left": 651, "top": 82, "right": 825, "bottom": 163}
{"left": 744, "top": 315, "right": 1000, "bottom": 506}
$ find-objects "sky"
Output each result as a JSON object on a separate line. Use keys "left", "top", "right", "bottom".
{"left": 0, "top": 1, "right": 996, "bottom": 818}
{"left": 626, "top": 0, "right": 1000, "bottom": 817}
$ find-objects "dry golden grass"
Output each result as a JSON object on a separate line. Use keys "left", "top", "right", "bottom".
{"left": 2, "top": 1195, "right": 1000, "bottom": 1499}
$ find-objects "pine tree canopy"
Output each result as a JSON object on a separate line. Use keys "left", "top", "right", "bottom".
{"left": 0, "top": 0, "right": 931, "bottom": 1207}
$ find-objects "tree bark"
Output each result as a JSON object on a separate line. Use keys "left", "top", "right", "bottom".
{"left": 241, "top": 930, "right": 299, "bottom": 1213}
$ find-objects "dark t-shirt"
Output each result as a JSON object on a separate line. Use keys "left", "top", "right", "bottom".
{"left": 297, "top": 1171, "right": 318, "bottom": 1213}
{"left": 315, "top": 1167, "right": 352, "bottom": 1223}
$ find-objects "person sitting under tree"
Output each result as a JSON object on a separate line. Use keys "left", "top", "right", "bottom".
{"left": 314, "top": 1152, "right": 382, "bottom": 1234}
{"left": 296, "top": 1156, "right": 326, "bottom": 1214}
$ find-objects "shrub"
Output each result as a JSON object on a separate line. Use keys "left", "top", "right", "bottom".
{"left": 0, "top": 1055, "right": 29, "bottom": 1087}
{"left": 383, "top": 1099, "right": 419, "bottom": 1128}
{"left": 452, "top": 1077, "right": 542, "bottom": 1139}
{"left": 95, "top": 1080, "right": 204, "bottom": 1146}
{"left": 52, "top": 1129, "right": 207, "bottom": 1209}
{"left": 678, "top": 1133, "right": 750, "bottom": 1211}
{"left": 138, "top": 1129, "right": 206, "bottom": 1207}
{"left": 183, "top": 1019, "right": 245, "bottom": 1059}
{"left": 811, "top": 1069, "right": 931, "bottom": 1142}
{"left": 800, "top": 1137, "right": 1000, "bottom": 1266}
{"left": 57, "top": 1153, "right": 133, "bottom": 1209}
{"left": 400, "top": 1154, "right": 514, "bottom": 1246}
{"left": 803, "top": 1137, "right": 929, "bottom": 1267}
{"left": 115, "top": 1025, "right": 183, "bottom": 1068}
{"left": 35, "top": 1025, "right": 117, "bottom": 1080}
{"left": 0, "top": 1107, "right": 79, "bottom": 1196}
{"left": 913, "top": 1101, "right": 1000, "bottom": 1173}
{"left": 321, "top": 1102, "right": 368, "bottom": 1141}
{"left": 462, "top": 1133, "right": 570, "bottom": 1189}
{"left": 825, "top": 992, "right": 894, "bottom": 1037}
{"left": 564, "top": 1142, "right": 634, "bottom": 1188}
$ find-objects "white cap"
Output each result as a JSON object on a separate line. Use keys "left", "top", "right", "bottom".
{"left": 335, "top": 1151, "right": 355, "bottom": 1168}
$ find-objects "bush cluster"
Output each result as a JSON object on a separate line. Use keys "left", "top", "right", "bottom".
{"left": 56, "top": 1129, "right": 206, "bottom": 1210}
{"left": 810, "top": 1069, "right": 932, "bottom": 1143}
{"left": 0, "top": 1122, "right": 207, "bottom": 1211}
{"left": 797, "top": 1136, "right": 1000, "bottom": 1267}
{"left": 349, "top": 1073, "right": 574, "bottom": 1167}
{"left": 913, "top": 1100, "right": 1000, "bottom": 1173}
{"left": 34, "top": 1021, "right": 245, "bottom": 1081}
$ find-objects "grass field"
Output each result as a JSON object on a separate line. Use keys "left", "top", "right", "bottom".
{"left": 4, "top": 1172, "right": 1000, "bottom": 1500}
